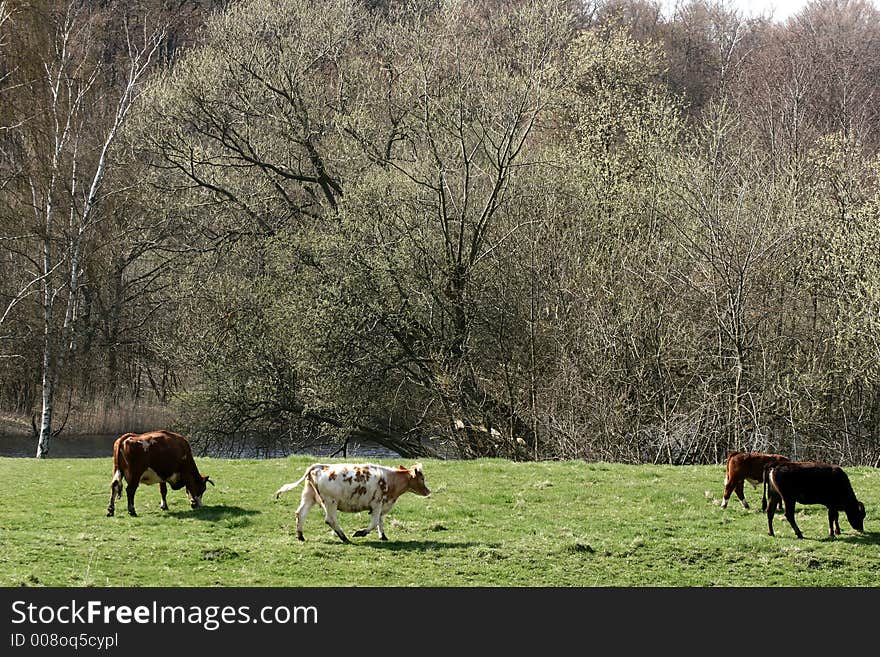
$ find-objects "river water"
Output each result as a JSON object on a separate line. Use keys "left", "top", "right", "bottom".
{"left": 0, "top": 433, "right": 400, "bottom": 460}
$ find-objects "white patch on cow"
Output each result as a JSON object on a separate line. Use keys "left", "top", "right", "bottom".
{"left": 139, "top": 468, "right": 162, "bottom": 485}
{"left": 312, "top": 465, "right": 385, "bottom": 514}
{"left": 137, "top": 469, "right": 180, "bottom": 486}
{"left": 112, "top": 469, "right": 123, "bottom": 485}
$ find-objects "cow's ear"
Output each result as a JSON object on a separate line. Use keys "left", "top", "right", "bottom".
{"left": 413, "top": 463, "right": 423, "bottom": 473}
{"left": 204, "top": 475, "right": 215, "bottom": 486}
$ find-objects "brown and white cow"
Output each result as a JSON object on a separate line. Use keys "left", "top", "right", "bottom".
{"left": 722, "top": 450, "right": 790, "bottom": 509}
{"left": 274, "top": 462, "right": 430, "bottom": 543}
{"left": 762, "top": 461, "right": 866, "bottom": 539}
{"left": 107, "top": 430, "right": 213, "bottom": 517}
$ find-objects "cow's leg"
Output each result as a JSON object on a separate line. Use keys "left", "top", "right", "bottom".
{"left": 107, "top": 470, "right": 123, "bottom": 517}
{"left": 159, "top": 482, "right": 169, "bottom": 511}
{"left": 295, "top": 485, "right": 318, "bottom": 542}
{"left": 828, "top": 509, "right": 839, "bottom": 539}
{"left": 782, "top": 497, "right": 803, "bottom": 539}
{"left": 322, "top": 501, "right": 350, "bottom": 543}
{"left": 766, "top": 494, "right": 779, "bottom": 536}
{"left": 377, "top": 514, "right": 388, "bottom": 541}
{"left": 125, "top": 482, "right": 140, "bottom": 517}
{"left": 124, "top": 466, "right": 144, "bottom": 517}
{"left": 354, "top": 507, "right": 383, "bottom": 538}
{"left": 721, "top": 476, "right": 734, "bottom": 509}
{"left": 735, "top": 481, "right": 748, "bottom": 509}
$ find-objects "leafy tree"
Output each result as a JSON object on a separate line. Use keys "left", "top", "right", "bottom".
{"left": 0, "top": 0, "right": 166, "bottom": 455}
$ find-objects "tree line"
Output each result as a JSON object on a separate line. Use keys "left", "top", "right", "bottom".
{"left": 1, "top": 0, "right": 879, "bottom": 464}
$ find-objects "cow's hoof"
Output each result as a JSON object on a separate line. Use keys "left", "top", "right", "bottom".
{"left": 297, "top": 534, "right": 305, "bottom": 542}
{"left": 106, "top": 510, "right": 114, "bottom": 517}
{"left": 380, "top": 535, "right": 388, "bottom": 542}
{"left": 128, "top": 511, "right": 137, "bottom": 517}
{"left": 353, "top": 530, "right": 368, "bottom": 537}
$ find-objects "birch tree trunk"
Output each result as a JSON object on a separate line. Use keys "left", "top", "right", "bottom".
{"left": 32, "top": 3, "right": 166, "bottom": 457}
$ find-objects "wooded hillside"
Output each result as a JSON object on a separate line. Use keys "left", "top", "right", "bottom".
{"left": 2, "top": 0, "right": 879, "bottom": 463}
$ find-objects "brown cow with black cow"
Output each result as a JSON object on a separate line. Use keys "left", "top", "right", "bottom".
{"left": 762, "top": 461, "right": 866, "bottom": 539}
{"left": 722, "top": 450, "right": 790, "bottom": 509}
{"left": 107, "top": 429, "right": 213, "bottom": 517}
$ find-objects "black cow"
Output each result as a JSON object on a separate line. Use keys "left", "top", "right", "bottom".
{"left": 762, "top": 461, "right": 865, "bottom": 539}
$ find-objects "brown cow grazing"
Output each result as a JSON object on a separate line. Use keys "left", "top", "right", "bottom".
{"left": 762, "top": 461, "right": 866, "bottom": 539}
{"left": 722, "top": 451, "right": 790, "bottom": 509}
{"left": 275, "top": 462, "right": 430, "bottom": 543}
{"left": 107, "top": 430, "right": 213, "bottom": 517}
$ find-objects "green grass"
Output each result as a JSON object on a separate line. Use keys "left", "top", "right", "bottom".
{"left": 1, "top": 456, "right": 878, "bottom": 586}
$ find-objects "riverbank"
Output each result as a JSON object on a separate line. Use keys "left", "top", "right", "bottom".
{"left": 0, "top": 431, "right": 399, "bottom": 459}
{"left": 0, "top": 401, "right": 175, "bottom": 438}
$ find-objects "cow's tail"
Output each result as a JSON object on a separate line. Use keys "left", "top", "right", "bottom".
{"left": 112, "top": 433, "right": 134, "bottom": 472}
{"left": 761, "top": 464, "right": 773, "bottom": 511}
{"left": 112, "top": 436, "right": 121, "bottom": 474}
{"left": 723, "top": 451, "right": 738, "bottom": 486}
{"left": 275, "top": 465, "right": 319, "bottom": 499}
{"left": 111, "top": 433, "right": 135, "bottom": 499}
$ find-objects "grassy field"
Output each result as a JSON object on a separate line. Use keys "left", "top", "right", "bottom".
{"left": 1, "top": 456, "right": 878, "bottom": 587}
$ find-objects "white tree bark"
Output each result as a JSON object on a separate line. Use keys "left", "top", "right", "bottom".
{"left": 33, "top": 5, "right": 166, "bottom": 457}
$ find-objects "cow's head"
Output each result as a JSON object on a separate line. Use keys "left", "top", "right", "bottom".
{"left": 845, "top": 500, "right": 866, "bottom": 532}
{"left": 407, "top": 463, "right": 430, "bottom": 497}
{"left": 187, "top": 475, "right": 214, "bottom": 509}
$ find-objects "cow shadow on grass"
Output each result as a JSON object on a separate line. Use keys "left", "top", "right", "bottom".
{"left": 355, "top": 539, "right": 481, "bottom": 552}
{"left": 778, "top": 531, "right": 880, "bottom": 545}
{"left": 168, "top": 505, "right": 260, "bottom": 521}
{"left": 834, "top": 531, "right": 880, "bottom": 546}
